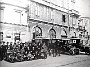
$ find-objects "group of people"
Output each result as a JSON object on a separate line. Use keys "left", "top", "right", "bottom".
{"left": 0, "top": 41, "right": 48, "bottom": 62}
{"left": 0, "top": 40, "right": 63, "bottom": 62}
{"left": 0, "top": 39, "right": 77, "bottom": 62}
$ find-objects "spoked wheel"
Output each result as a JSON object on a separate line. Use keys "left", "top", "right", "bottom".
{"left": 69, "top": 49, "right": 74, "bottom": 55}
{"left": 74, "top": 49, "right": 80, "bottom": 55}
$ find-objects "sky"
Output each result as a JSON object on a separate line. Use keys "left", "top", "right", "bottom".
{"left": 76, "top": 0, "right": 90, "bottom": 17}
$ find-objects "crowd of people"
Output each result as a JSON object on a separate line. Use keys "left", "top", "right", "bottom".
{"left": 0, "top": 40, "right": 63, "bottom": 62}
{"left": 0, "top": 40, "right": 49, "bottom": 62}
{"left": 0, "top": 39, "right": 79, "bottom": 63}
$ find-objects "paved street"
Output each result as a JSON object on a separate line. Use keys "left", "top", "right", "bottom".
{"left": 1, "top": 54, "right": 90, "bottom": 67}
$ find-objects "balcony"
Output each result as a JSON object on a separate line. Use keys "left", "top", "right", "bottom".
{"left": 69, "top": 9, "right": 80, "bottom": 18}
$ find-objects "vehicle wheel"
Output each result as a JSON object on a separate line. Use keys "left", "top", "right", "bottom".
{"left": 76, "top": 52, "right": 80, "bottom": 55}
{"left": 75, "top": 49, "right": 80, "bottom": 55}
{"left": 88, "top": 52, "right": 90, "bottom": 55}
{"left": 85, "top": 52, "right": 88, "bottom": 55}
{"left": 69, "top": 50, "right": 74, "bottom": 55}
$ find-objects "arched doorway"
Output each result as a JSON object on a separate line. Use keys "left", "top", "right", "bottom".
{"left": 61, "top": 28, "right": 67, "bottom": 38}
{"left": 33, "top": 26, "right": 42, "bottom": 39}
{"left": 49, "top": 28, "right": 56, "bottom": 39}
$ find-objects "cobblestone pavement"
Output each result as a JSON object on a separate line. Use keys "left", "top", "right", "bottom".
{"left": 1, "top": 54, "right": 90, "bottom": 67}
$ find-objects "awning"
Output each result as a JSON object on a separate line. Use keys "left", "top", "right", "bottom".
{"left": 61, "top": 38, "right": 70, "bottom": 40}
{"left": 70, "top": 38, "right": 81, "bottom": 40}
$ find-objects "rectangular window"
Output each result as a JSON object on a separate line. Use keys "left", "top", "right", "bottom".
{"left": 0, "top": 8, "right": 4, "bottom": 22}
{"left": 62, "top": 14, "right": 66, "bottom": 22}
{"left": 51, "top": 9, "right": 53, "bottom": 21}
{"left": 14, "top": 33, "right": 20, "bottom": 41}
{"left": 35, "top": 3, "right": 38, "bottom": 17}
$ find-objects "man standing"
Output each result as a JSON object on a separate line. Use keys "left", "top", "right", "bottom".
{"left": 0, "top": 42, "right": 2, "bottom": 61}
{"left": 1, "top": 41, "right": 7, "bottom": 61}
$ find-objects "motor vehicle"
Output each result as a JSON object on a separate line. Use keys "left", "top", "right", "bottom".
{"left": 69, "top": 38, "right": 81, "bottom": 55}
{"left": 80, "top": 45, "right": 90, "bottom": 55}
{"left": 60, "top": 38, "right": 71, "bottom": 55}
{"left": 70, "top": 37, "right": 90, "bottom": 55}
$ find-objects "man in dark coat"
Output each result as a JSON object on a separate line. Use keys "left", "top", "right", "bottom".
{"left": 1, "top": 41, "right": 7, "bottom": 60}
{"left": 0, "top": 43, "right": 2, "bottom": 61}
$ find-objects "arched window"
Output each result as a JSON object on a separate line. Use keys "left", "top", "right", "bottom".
{"left": 61, "top": 28, "right": 67, "bottom": 38}
{"left": 33, "top": 26, "right": 42, "bottom": 39}
{"left": 49, "top": 28, "right": 56, "bottom": 39}
{"left": 74, "top": 32, "right": 76, "bottom": 37}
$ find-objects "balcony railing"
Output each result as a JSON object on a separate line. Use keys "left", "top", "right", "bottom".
{"left": 69, "top": 9, "right": 80, "bottom": 18}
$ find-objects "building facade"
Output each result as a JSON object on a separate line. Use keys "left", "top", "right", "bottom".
{"left": 0, "top": 0, "right": 29, "bottom": 43}
{"left": 0, "top": 0, "right": 80, "bottom": 43}
{"left": 27, "top": 0, "right": 80, "bottom": 40}
{"left": 78, "top": 17, "right": 90, "bottom": 45}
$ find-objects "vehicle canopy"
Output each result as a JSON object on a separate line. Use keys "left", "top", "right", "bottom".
{"left": 33, "top": 38, "right": 62, "bottom": 44}
{"left": 70, "top": 38, "right": 81, "bottom": 43}
{"left": 61, "top": 38, "right": 70, "bottom": 45}
{"left": 61, "top": 38, "right": 70, "bottom": 41}
{"left": 70, "top": 38, "right": 81, "bottom": 48}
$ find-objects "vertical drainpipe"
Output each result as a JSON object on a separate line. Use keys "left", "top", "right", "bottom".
{"left": 19, "top": 11, "right": 22, "bottom": 41}
{"left": 27, "top": 0, "right": 31, "bottom": 41}
{"left": 68, "top": 0, "right": 70, "bottom": 38}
